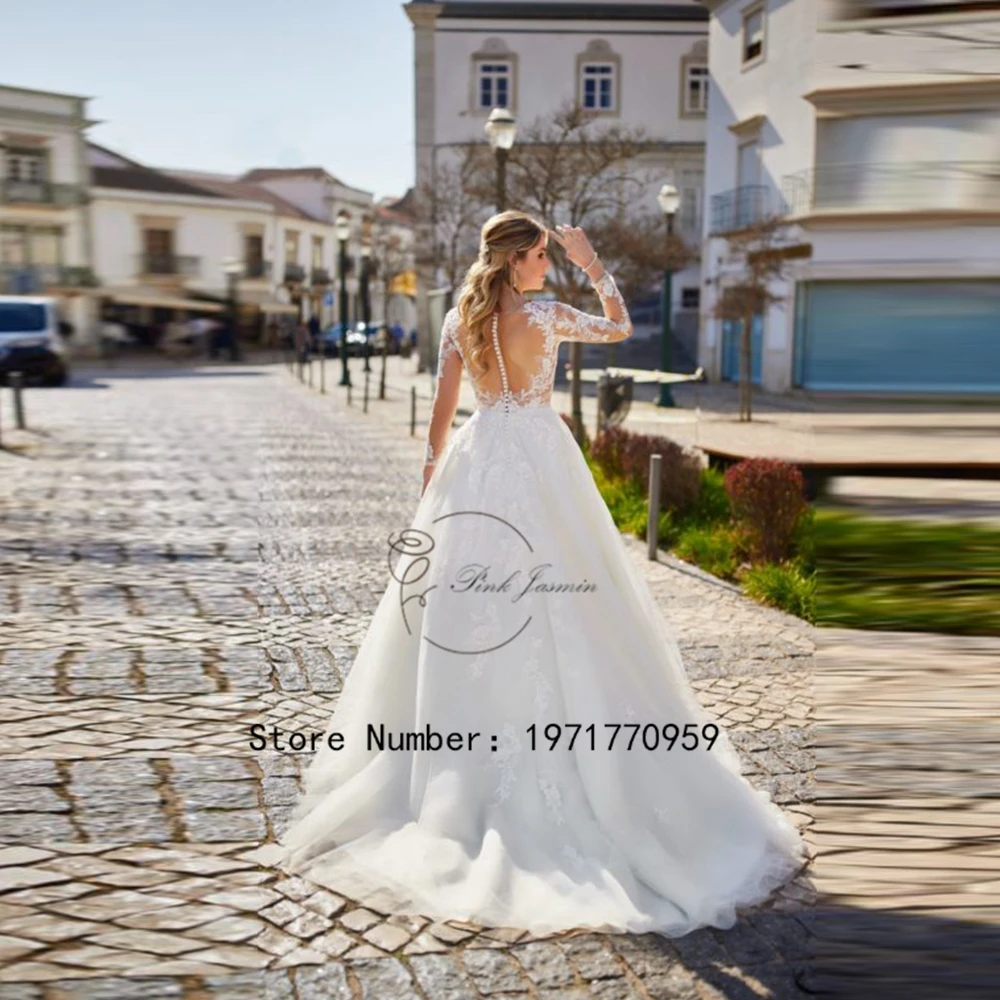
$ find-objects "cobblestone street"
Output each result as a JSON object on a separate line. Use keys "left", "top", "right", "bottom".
{"left": 0, "top": 363, "right": 817, "bottom": 999}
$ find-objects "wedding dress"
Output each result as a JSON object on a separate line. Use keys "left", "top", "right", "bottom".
{"left": 268, "top": 271, "right": 807, "bottom": 938}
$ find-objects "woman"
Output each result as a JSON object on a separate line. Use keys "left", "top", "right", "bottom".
{"left": 270, "top": 211, "right": 807, "bottom": 938}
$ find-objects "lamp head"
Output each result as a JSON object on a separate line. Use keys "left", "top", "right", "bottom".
{"left": 335, "top": 210, "right": 352, "bottom": 242}
{"left": 657, "top": 183, "right": 681, "bottom": 218}
{"left": 485, "top": 107, "right": 517, "bottom": 151}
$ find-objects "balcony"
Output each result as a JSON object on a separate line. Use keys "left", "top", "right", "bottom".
{"left": 1, "top": 180, "right": 88, "bottom": 207}
{"left": 242, "top": 259, "right": 271, "bottom": 280}
{"left": 709, "top": 185, "right": 775, "bottom": 235}
{"left": 284, "top": 263, "right": 306, "bottom": 284}
{"left": 310, "top": 267, "right": 331, "bottom": 285}
{"left": 0, "top": 264, "right": 98, "bottom": 294}
{"left": 783, "top": 161, "right": 1000, "bottom": 218}
{"left": 138, "top": 254, "right": 200, "bottom": 278}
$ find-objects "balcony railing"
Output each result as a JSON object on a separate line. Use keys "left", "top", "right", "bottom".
{"left": 284, "top": 263, "right": 306, "bottom": 284}
{"left": 138, "top": 253, "right": 201, "bottom": 277}
{"left": 242, "top": 259, "right": 271, "bottom": 279}
{"left": 0, "top": 180, "right": 88, "bottom": 206}
{"left": 310, "top": 267, "right": 331, "bottom": 285}
{"left": 783, "top": 161, "right": 1000, "bottom": 216}
{"left": 0, "top": 264, "right": 98, "bottom": 293}
{"left": 709, "top": 185, "right": 774, "bottom": 235}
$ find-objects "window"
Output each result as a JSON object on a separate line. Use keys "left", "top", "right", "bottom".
{"left": 478, "top": 62, "right": 511, "bottom": 110}
{"left": 5, "top": 149, "right": 47, "bottom": 184}
{"left": 742, "top": 5, "right": 765, "bottom": 64}
{"left": 143, "top": 228, "right": 173, "bottom": 273}
{"left": 284, "top": 230, "right": 299, "bottom": 264}
{"left": 312, "top": 236, "right": 324, "bottom": 269}
{"left": 682, "top": 288, "right": 701, "bottom": 310}
{"left": 684, "top": 65, "right": 709, "bottom": 115}
{"left": 581, "top": 64, "right": 616, "bottom": 112}
{"left": 244, "top": 233, "right": 263, "bottom": 265}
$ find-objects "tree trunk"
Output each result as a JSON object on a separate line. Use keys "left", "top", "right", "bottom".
{"left": 570, "top": 342, "right": 584, "bottom": 445}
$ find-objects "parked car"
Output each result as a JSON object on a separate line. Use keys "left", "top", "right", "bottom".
{"left": 318, "top": 321, "right": 378, "bottom": 358}
{"left": 371, "top": 322, "right": 407, "bottom": 356}
{"left": 0, "top": 296, "right": 69, "bottom": 386}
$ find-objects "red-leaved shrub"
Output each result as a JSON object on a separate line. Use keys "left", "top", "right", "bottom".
{"left": 724, "top": 458, "right": 806, "bottom": 563}
{"left": 591, "top": 425, "right": 701, "bottom": 516}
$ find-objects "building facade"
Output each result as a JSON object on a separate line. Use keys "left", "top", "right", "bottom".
{"left": 0, "top": 84, "right": 96, "bottom": 336}
{"left": 405, "top": 0, "right": 710, "bottom": 368}
{"left": 700, "top": 0, "right": 1000, "bottom": 396}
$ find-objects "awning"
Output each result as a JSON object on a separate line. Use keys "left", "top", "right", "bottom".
{"left": 98, "top": 286, "right": 225, "bottom": 313}
{"left": 238, "top": 289, "right": 299, "bottom": 315}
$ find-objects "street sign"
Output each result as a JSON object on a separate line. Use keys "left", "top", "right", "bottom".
{"left": 324, "top": 292, "right": 334, "bottom": 306}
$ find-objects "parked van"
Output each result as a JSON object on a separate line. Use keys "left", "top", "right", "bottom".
{"left": 0, "top": 296, "right": 69, "bottom": 386}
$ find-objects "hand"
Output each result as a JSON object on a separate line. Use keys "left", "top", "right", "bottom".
{"left": 549, "top": 225, "right": 597, "bottom": 271}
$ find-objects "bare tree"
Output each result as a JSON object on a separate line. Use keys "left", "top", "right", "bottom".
{"left": 414, "top": 145, "right": 492, "bottom": 301}
{"left": 712, "top": 216, "right": 794, "bottom": 423}
{"left": 496, "top": 103, "right": 696, "bottom": 444}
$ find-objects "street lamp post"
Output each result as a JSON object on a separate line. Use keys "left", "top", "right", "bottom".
{"left": 335, "top": 210, "right": 352, "bottom": 388}
{"left": 656, "top": 183, "right": 681, "bottom": 408}
{"left": 360, "top": 243, "right": 372, "bottom": 374}
{"left": 484, "top": 107, "right": 517, "bottom": 213}
{"left": 221, "top": 257, "right": 244, "bottom": 362}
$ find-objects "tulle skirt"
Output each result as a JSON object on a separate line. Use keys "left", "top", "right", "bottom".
{"left": 263, "top": 403, "right": 807, "bottom": 937}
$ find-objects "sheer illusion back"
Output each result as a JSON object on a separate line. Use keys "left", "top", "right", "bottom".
{"left": 438, "top": 274, "right": 633, "bottom": 414}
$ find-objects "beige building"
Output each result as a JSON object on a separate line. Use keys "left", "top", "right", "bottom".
{"left": 0, "top": 83, "right": 96, "bottom": 338}
{"left": 404, "top": 0, "right": 710, "bottom": 369}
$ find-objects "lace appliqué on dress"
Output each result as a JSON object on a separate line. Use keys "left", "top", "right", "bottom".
{"left": 425, "top": 310, "right": 463, "bottom": 466}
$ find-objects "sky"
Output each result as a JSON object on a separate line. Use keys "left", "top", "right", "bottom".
{"left": 4, "top": 0, "right": 415, "bottom": 201}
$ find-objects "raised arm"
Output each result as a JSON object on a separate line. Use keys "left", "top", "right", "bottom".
{"left": 547, "top": 225, "right": 632, "bottom": 344}
{"left": 422, "top": 309, "right": 463, "bottom": 496}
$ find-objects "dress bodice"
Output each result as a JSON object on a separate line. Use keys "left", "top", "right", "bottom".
{"left": 439, "top": 272, "right": 632, "bottom": 414}
{"left": 424, "top": 272, "right": 631, "bottom": 467}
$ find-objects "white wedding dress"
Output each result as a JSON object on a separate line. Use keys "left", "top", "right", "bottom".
{"left": 269, "top": 273, "right": 807, "bottom": 937}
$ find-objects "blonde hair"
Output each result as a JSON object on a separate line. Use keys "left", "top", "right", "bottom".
{"left": 457, "top": 210, "right": 545, "bottom": 378}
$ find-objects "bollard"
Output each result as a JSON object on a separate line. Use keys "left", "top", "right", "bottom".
{"left": 410, "top": 386, "right": 416, "bottom": 436}
{"left": 347, "top": 383, "right": 352, "bottom": 407}
{"left": 363, "top": 371, "right": 370, "bottom": 414}
{"left": 307, "top": 359, "right": 313, "bottom": 389}
{"left": 647, "top": 453, "right": 662, "bottom": 561}
{"left": 320, "top": 354, "right": 326, "bottom": 394}
{"left": 10, "top": 373, "right": 26, "bottom": 430}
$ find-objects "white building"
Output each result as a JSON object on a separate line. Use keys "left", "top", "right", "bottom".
{"left": 0, "top": 84, "right": 96, "bottom": 336}
{"left": 86, "top": 152, "right": 417, "bottom": 348}
{"left": 405, "top": 0, "right": 711, "bottom": 365}
{"left": 700, "top": 0, "right": 1000, "bottom": 396}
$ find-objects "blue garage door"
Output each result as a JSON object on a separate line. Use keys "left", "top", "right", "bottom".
{"left": 795, "top": 281, "right": 1000, "bottom": 393}
{"left": 721, "top": 315, "right": 762, "bottom": 384}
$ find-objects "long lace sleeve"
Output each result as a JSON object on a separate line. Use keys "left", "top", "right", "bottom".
{"left": 424, "top": 309, "right": 463, "bottom": 467}
{"left": 550, "top": 271, "right": 633, "bottom": 344}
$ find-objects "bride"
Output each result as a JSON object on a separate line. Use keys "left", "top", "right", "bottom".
{"left": 269, "top": 210, "right": 808, "bottom": 938}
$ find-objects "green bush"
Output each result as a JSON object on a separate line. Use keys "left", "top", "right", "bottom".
{"left": 675, "top": 524, "right": 740, "bottom": 581}
{"left": 743, "top": 561, "right": 817, "bottom": 622}
{"left": 724, "top": 458, "right": 807, "bottom": 563}
{"left": 688, "top": 467, "right": 731, "bottom": 526}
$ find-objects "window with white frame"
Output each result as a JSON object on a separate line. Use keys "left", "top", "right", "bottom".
{"left": 478, "top": 62, "right": 511, "bottom": 110}
{"left": 581, "top": 63, "right": 617, "bottom": 112}
{"left": 684, "top": 65, "right": 709, "bottom": 115}
{"left": 742, "top": 5, "right": 765, "bottom": 64}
